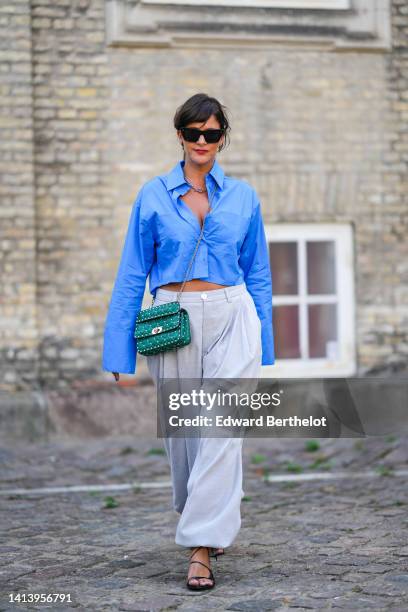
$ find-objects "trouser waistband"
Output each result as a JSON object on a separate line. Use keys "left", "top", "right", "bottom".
{"left": 155, "top": 283, "right": 247, "bottom": 303}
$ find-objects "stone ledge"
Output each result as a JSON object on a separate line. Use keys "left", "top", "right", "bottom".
{"left": 106, "top": 0, "right": 391, "bottom": 50}
{"left": 0, "top": 378, "right": 158, "bottom": 443}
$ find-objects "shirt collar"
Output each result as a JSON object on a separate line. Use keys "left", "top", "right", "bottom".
{"left": 165, "top": 158, "right": 225, "bottom": 192}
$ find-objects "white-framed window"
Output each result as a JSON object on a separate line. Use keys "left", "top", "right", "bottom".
{"left": 262, "top": 223, "right": 356, "bottom": 378}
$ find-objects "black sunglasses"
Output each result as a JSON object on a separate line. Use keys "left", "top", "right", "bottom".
{"left": 180, "top": 127, "right": 224, "bottom": 144}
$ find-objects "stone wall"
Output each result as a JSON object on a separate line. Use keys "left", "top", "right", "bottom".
{"left": 0, "top": 0, "right": 406, "bottom": 391}
{"left": 0, "top": 0, "right": 38, "bottom": 389}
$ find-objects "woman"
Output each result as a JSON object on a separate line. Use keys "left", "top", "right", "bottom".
{"left": 102, "top": 93, "right": 275, "bottom": 591}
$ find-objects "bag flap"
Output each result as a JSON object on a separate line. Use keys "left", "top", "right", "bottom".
{"left": 136, "top": 301, "right": 180, "bottom": 323}
{"left": 134, "top": 311, "right": 181, "bottom": 339}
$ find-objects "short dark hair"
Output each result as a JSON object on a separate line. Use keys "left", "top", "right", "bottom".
{"left": 173, "top": 93, "right": 231, "bottom": 153}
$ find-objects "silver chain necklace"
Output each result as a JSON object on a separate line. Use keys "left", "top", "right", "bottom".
{"left": 184, "top": 175, "right": 207, "bottom": 193}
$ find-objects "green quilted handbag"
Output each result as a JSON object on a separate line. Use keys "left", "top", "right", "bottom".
{"left": 134, "top": 183, "right": 218, "bottom": 357}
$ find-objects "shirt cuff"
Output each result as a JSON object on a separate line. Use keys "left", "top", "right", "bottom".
{"left": 102, "top": 327, "right": 137, "bottom": 374}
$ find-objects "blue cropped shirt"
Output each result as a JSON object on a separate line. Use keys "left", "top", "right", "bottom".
{"left": 102, "top": 158, "right": 275, "bottom": 374}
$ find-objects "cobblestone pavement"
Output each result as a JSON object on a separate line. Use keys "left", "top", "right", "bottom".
{"left": 0, "top": 435, "right": 407, "bottom": 611}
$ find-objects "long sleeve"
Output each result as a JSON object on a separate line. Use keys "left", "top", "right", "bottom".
{"left": 102, "top": 186, "right": 155, "bottom": 374}
{"left": 238, "top": 191, "right": 275, "bottom": 365}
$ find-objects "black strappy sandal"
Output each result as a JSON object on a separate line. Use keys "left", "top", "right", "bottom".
{"left": 186, "top": 546, "right": 215, "bottom": 591}
{"left": 209, "top": 547, "right": 225, "bottom": 560}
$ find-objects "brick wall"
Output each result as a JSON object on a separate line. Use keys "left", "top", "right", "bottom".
{"left": 30, "top": 0, "right": 112, "bottom": 390}
{"left": 0, "top": 0, "right": 38, "bottom": 390}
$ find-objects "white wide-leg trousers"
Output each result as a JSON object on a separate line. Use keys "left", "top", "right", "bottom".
{"left": 146, "top": 283, "right": 262, "bottom": 549}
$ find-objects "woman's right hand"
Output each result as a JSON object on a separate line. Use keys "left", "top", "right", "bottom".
{"left": 112, "top": 372, "right": 120, "bottom": 381}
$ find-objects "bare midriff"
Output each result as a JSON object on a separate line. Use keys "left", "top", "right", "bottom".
{"left": 159, "top": 280, "right": 230, "bottom": 292}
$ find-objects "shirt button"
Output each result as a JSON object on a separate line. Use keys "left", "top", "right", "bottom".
{"left": 201, "top": 292, "right": 208, "bottom": 299}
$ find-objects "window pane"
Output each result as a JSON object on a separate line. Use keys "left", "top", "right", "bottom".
{"left": 308, "top": 303, "right": 338, "bottom": 358}
{"left": 274, "top": 304, "right": 300, "bottom": 359}
{"left": 270, "top": 242, "right": 298, "bottom": 295}
{"left": 307, "top": 241, "right": 336, "bottom": 295}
